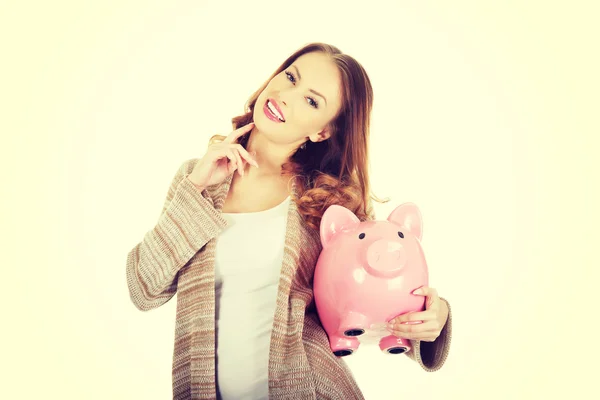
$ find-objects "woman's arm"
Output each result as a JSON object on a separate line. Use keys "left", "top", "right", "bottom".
{"left": 125, "top": 159, "right": 228, "bottom": 311}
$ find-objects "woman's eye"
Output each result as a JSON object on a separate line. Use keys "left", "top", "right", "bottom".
{"left": 285, "top": 71, "right": 319, "bottom": 109}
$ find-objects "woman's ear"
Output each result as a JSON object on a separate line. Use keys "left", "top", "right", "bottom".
{"left": 308, "top": 126, "right": 333, "bottom": 143}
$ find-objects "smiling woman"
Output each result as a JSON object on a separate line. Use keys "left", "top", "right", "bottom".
{"left": 210, "top": 43, "right": 385, "bottom": 230}
{"left": 126, "top": 42, "right": 452, "bottom": 400}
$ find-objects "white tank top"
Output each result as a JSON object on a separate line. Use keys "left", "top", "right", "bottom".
{"left": 214, "top": 195, "right": 291, "bottom": 400}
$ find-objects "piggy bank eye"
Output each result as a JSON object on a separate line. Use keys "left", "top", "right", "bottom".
{"left": 398, "top": 232, "right": 404, "bottom": 238}
{"left": 358, "top": 233, "right": 366, "bottom": 239}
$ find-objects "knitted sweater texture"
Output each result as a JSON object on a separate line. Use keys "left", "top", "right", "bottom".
{"left": 126, "top": 158, "right": 453, "bottom": 399}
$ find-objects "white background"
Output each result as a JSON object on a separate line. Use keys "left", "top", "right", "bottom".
{"left": 2, "top": 1, "right": 598, "bottom": 399}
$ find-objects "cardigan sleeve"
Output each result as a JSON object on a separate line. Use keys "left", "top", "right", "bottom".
{"left": 125, "top": 159, "right": 229, "bottom": 311}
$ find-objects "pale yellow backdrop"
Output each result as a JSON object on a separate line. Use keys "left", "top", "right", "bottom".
{"left": 2, "top": 1, "right": 598, "bottom": 399}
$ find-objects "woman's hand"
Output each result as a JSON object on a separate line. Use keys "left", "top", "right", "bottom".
{"left": 386, "top": 286, "right": 449, "bottom": 342}
{"left": 187, "top": 122, "right": 258, "bottom": 189}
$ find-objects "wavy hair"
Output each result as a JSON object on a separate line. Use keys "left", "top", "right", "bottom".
{"left": 210, "top": 42, "right": 388, "bottom": 230}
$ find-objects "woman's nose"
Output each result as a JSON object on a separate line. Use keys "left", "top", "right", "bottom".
{"left": 275, "top": 94, "right": 287, "bottom": 107}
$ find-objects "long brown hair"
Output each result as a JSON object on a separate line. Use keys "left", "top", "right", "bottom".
{"left": 210, "top": 42, "right": 388, "bottom": 230}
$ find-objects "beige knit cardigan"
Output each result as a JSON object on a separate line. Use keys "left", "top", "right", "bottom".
{"left": 126, "top": 158, "right": 453, "bottom": 399}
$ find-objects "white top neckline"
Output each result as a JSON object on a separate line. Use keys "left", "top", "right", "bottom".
{"left": 221, "top": 195, "right": 291, "bottom": 216}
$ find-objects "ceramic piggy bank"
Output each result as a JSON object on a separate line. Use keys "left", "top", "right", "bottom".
{"left": 313, "top": 202, "right": 429, "bottom": 357}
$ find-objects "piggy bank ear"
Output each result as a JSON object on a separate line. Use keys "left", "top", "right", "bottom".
{"left": 387, "top": 203, "right": 423, "bottom": 241}
{"left": 320, "top": 205, "right": 360, "bottom": 247}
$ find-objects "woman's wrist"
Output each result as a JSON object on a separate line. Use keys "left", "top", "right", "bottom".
{"left": 186, "top": 175, "right": 205, "bottom": 191}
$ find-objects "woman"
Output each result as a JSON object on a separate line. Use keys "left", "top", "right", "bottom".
{"left": 126, "top": 42, "right": 452, "bottom": 400}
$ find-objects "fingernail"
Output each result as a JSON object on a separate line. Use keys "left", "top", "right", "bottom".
{"left": 413, "top": 288, "right": 423, "bottom": 295}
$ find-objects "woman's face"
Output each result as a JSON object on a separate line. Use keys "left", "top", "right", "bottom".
{"left": 253, "top": 51, "right": 343, "bottom": 147}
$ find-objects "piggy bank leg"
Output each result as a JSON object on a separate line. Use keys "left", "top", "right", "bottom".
{"left": 339, "top": 311, "right": 369, "bottom": 338}
{"left": 379, "top": 334, "right": 411, "bottom": 354}
{"left": 330, "top": 334, "right": 360, "bottom": 357}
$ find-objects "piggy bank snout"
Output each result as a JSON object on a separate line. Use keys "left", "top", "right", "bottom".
{"left": 366, "top": 239, "right": 406, "bottom": 273}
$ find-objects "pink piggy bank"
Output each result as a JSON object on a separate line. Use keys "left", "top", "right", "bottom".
{"left": 313, "top": 202, "right": 429, "bottom": 357}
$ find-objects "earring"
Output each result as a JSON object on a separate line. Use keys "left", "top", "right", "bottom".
{"left": 300, "top": 142, "right": 307, "bottom": 150}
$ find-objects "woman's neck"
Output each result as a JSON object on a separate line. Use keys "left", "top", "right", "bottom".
{"left": 245, "top": 128, "right": 295, "bottom": 178}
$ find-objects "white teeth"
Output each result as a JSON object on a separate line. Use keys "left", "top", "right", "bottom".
{"left": 267, "top": 101, "right": 284, "bottom": 121}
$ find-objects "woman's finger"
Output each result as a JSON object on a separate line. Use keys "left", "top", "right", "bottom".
{"left": 387, "top": 321, "right": 438, "bottom": 339}
{"left": 388, "top": 319, "right": 438, "bottom": 335}
{"left": 225, "top": 149, "right": 239, "bottom": 173}
{"left": 390, "top": 310, "right": 437, "bottom": 325}
{"left": 231, "top": 147, "right": 245, "bottom": 176}
{"left": 224, "top": 122, "right": 255, "bottom": 144}
{"left": 413, "top": 286, "right": 440, "bottom": 310}
{"left": 234, "top": 144, "right": 259, "bottom": 167}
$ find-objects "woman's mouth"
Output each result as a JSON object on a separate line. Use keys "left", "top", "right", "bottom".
{"left": 264, "top": 99, "right": 285, "bottom": 123}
